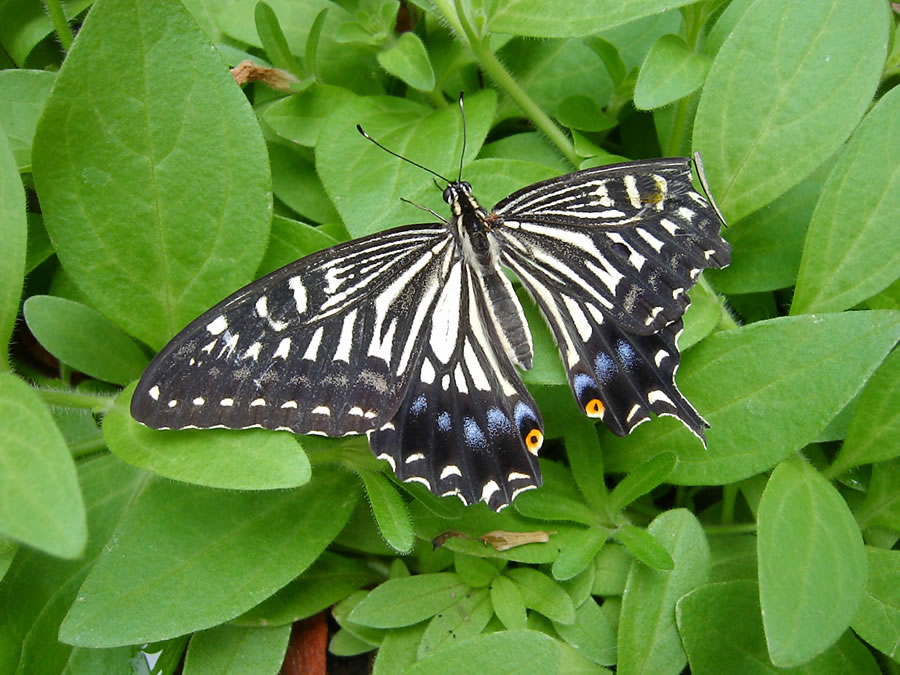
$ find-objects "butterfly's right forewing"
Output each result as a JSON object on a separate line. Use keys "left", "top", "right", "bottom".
{"left": 131, "top": 224, "right": 455, "bottom": 436}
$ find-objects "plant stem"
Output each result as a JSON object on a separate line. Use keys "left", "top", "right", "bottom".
{"left": 37, "top": 387, "right": 115, "bottom": 414}
{"left": 442, "top": 0, "right": 579, "bottom": 167}
{"left": 45, "top": 0, "right": 74, "bottom": 51}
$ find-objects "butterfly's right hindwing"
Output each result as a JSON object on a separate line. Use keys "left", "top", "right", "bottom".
{"left": 131, "top": 224, "right": 454, "bottom": 436}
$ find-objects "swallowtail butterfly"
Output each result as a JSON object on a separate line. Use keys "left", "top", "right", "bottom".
{"left": 131, "top": 97, "right": 730, "bottom": 511}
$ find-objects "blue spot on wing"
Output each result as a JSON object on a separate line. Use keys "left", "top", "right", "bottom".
{"left": 486, "top": 407, "right": 513, "bottom": 436}
{"left": 594, "top": 352, "right": 616, "bottom": 384}
{"left": 438, "top": 411, "right": 452, "bottom": 432}
{"left": 410, "top": 395, "right": 427, "bottom": 416}
{"left": 616, "top": 340, "right": 636, "bottom": 369}
{"left": 463, "top": 416, "right": 487, "bottom": 449}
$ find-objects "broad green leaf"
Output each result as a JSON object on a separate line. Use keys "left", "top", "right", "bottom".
{"left": 256, "top": 215, "right": 340, "bottom": 277}
{"left": 851, "top": 547, "right": 900, "bottom": 662}
{"left": 377, "top": 32, "right": 435, "bottom": 91}
{"left": 831, "top": 349, "right": 900, "bottom": 474}
{"left": 553, "top": 597, "right": 616, "bottom": 666}
{"left": 678, "top": 281, "right": 722, "bottom": 350}
{"left": 104, "top": 384, "right": 311, "bottom": 490}
{"left": 707, "top": 159, "right": 831, "bottom": 294}
{"left": 59, "top": 466, "right": 359, "bottom": 647}
{"left": 0, "top": 69, "right": 55, "bottom": 170}
{"left": 32, "top": 0, "right": 271, "bottom": 351}
{"left": 758, "top": 458, "right": 867, "bottom": 667}
{"left": 615, "top": 524, "right": 673, "bottom": 571}
{"left": 406, "top": 629, "right": 560, "bottom": 675}
{"left": 604, "top": 312, "right": 900, "bottom": 484}
{"left": 506, "top": 567, "right": 576, "bottom": 625}
{"left": 359, "top": 468, "right": 414, "bottom": 553}
{"left": 270, "top": 142, "right": 340, "bottom": 224}
{"left": 634, "top": 34, "right": 710, "bottom": 110}
{"left": 708, "top": 534, "right": 757, "bottom": 584}
{"left": 317, "top": 90, "right": 497, "bottom": 237}
{"left": 678, "top": 580, "right": 881, "bottom": 674}
{"left": 855, "top": 459, "right": 900, "bottom": 532}
{"left": 235, "top": 551, "right": 381, "bottom": 627}
{"left": 0, "top": 456, "right": 143, "bottom": 673}
{"left": 551, "top": 527, "right": 609, "bottom": 582}
{"left": 560, "top": 419, "right": 606, "bottom": 509}
{"left": 332, "top": 590, "right": 387, "bottom": 647}
{"left": 183, "top": 624, "right": 290, "bottom": 675}
{"left": 329, "top": 627, "right": 378, "bottom": 656}
{"left": 418, "top": 588, "right": 493, "bottom": 658}
{"left": 486, "top": 0, "right": 695, "bottom": 38}
{"left": 618, "top": 509, "right": 709, "bottom": 675}
{"left": 349, "top": 573, "right": 469, "bottom": 628}
{"left": 694, "top": 0, "right": 889, "bottom": 222}
{"left": 480, "top": 132, "right": 570, "bottom": 174}
{"left": 792, "top": 85, "right": 900, "bottom": 314}
{"left": 490, "top": 574, "right": 527, "bottom": 631}
{"left": 262, "top": 84, "right": 353, "bottom": 147}
{"left": 556, "top": 95, "right": 617, "bottom": 132}
{"left": 0, "top": 373, "right": 86, "bottom": 558}
{"left": 454, "top": 553, "right": 501, "bottom": 588}
{"left": 23, "top": 296, "right": 149, "bottom": 386}
{"left": 0, "top": 129, "right": 25, "bottom": 372}
{"left": 513, "top": 461, "right": 598, "bottom": 525}
{"left": 608, "top": 452, "right": 675, "bottom": 512}
{"left": 591, "top": 544, "right": 632, "bottom": 596}
{"left": 372, "top": 623, "right": 427, "bottom": 675}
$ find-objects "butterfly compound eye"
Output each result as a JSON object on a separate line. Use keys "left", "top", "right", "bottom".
{"left": 442, "top": 186, "right": 454, "bottom": 203}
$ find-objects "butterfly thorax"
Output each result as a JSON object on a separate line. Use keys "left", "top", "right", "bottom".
{"left": 443, "top": 180, "right": 533, "bottom": 370}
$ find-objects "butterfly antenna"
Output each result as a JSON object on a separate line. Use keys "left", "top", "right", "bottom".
{"left": 400, "top": 197, "right": 448, "bottom": 223}
{"left": 457, "top": 92, "right": 467, "bottom": 182}
{"left": 356, "top": 125, "right": 452, "bottom": 184}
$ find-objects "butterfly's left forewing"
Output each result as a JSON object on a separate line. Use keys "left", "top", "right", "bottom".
{"left": 131, "top": 224, "right": 455, "bottom": 436}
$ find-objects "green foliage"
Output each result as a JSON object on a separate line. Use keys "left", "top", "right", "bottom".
{"left": 1, "top": 0, "right": 897, "bottom": 672}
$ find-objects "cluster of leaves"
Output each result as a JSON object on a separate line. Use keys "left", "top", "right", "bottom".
{"left": 1, "top": 0, "right": 898, "bottom": 672}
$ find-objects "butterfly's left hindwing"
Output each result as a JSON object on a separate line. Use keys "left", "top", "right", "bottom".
{"left": 131, "top": 224, "right": 454, "bottom": 436}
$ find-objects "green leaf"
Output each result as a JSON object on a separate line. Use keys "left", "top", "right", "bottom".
{"left": 591, "top": 544, "right": 632, "bottom": 596}
{"left": 486, "top": 0, "right": 696, "bottom": 38}
{"left": 506, "top": 567, "right": 576, "bottom": 625}
{"left": 678, "top": 281, "right": 723, "bottom": 351}
{"left": 329, "top": 627, "right": 378, "bottom": 656}
{"left": 604, "top": 312, "right": 900, "bottom": 484}
{"left": 0, "top": 0, "right": 92, "bottom": 65}
{"left": 634, "top": 34, "right": 710, "bottom": 110}
{"left": 831, "top": 349, "right": 900, "bottom": 474}
{"left": 707, "top": 159, "right": 830, "bottom": 294}
{"left": 317, "top": 90, "right": 497, "bottom": 237}
{"left": 377, "top": 32, "right": 435, "bottom": 92}
{"left": 104, "top": 383, "right": 311, "bottom": 490}
{"left": 678, "top": 580, "right": 881, "bottom": 674}
{"left": 608, "top": 452, "right": 675, "bottom": 512}
{"left": 584, "top": 37, "right": 626, "bottom": 86}
{"left": 235, "top": 551, "right": 381, "bottom": 626}
{"left": 490, "top": 574, "right": 527, "bottom": 631}
{"left": 0, "top": 128, "right": 25, "bottom": 372}
{"left": 349, "top": 573, "right": 469, "bottom": 628}
{"left": 270, "top": 144, "right": 340, "bottom": 224}
{"left": 418, "top": 588, "right": 493, "bottom": 658}
{"left": 454, "top": 553, "right": 501, "bottom": 588}
{"left": 24, "top": 296, "right": 149, "bottom": 385}
{"left": 372, "top": 623, "right": 427, "bottom": 675}
{"left": 792, "top": 85, "right": 900, "bottom": 314}
{"left": 254, "top": 2, "right": 300, "bottom": 74}
{"left": 359, "top": 468, "right": 414, "bottom": 554}
{"left": 694, "top": 0, "right": 889, "bottom": 222}
{"left": 855, "top": 459, "right": 900, "bottom": 532}
{"left": 553, "top": 597, "right": 616, "bottom": 666}
{"left": 551, "top": 527, "right": 609, "bottom": 582}
{"left": 758, "top": 457, "right": 867, "bottom": 667}
{"left": 556, "top": 95, "right": 617, "bottom": 132}
{"left": 851, "top": 547, "right": 900, "bottom": 662}
{"left": 256, "top": 215, "right": 339, "bottom": 277}
{"left": 183, "top": 624, "right": 290, "bottom": 674}
{"left": 32, "top": 0, "right": 271, "bottom": 351}
{"left": 59, "top": 466, "right": 359, "bottom": 647}
{"left": 614, "top": 524, "right": 673, "bottom": 571}
{"left": 406, "top": 629, "right": 561, "bottom": 675}
{"left": 0, "top": 69, "right": 55, "bottom": 170}
{"left": 618, "top": 509, "right": 709, "bottom": 675}
{"left": 262, "top": 84, "right": 353, "bottom": 147}
{"left": 0, "top": 373, "right": 86, "bottom": 558}
{"left": 0, "top": 456, "right": 144, "bottom": 673}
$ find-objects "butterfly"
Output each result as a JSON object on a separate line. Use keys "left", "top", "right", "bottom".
{"left": 131, "top": 97, "right": 730, "bottom": 511}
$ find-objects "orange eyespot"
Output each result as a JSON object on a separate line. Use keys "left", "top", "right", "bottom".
{"left": 585, "top": 399, "right": 605, "bottom": 418}
{"left": 525, "top": 429, "right": 543, "bottom": 454}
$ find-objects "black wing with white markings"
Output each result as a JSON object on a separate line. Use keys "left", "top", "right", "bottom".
{"left": 131, "top": 224, "right": 455, "bottom": 436}
{"left": 493, "top": 157, "right": 730, "bottom": 442}
{"left": 368, "top": 256, "right": 543, "bottom": 511}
